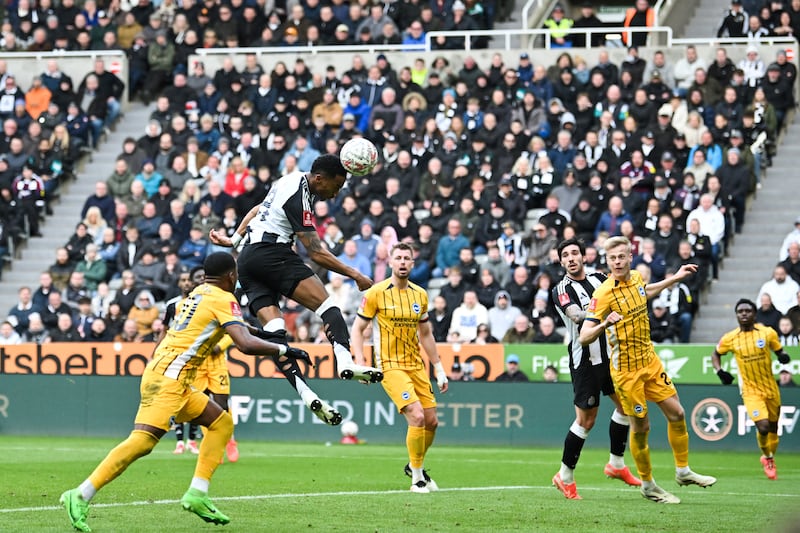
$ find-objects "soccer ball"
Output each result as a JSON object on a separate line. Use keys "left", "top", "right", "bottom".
{"left": 340, "top": 420, "right": 359, "bottom": 438}
{"left": 339, "top": 138, "right": 378, "bottom": 176}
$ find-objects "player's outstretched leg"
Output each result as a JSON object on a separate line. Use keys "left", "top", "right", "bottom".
{"left": 640, "top": 483, "right": 681, "bottom": 504}
{"left": 301, "top": 388, "right": 343, "bottom": 425}
{"left": 317, "top": 299, "right": 383, "bottom": 382}
{"left": 60, "top": 488, "right": 91, "bottom": 532}
{"left": 180, "top": 488, "right": 230, "bottom": 525}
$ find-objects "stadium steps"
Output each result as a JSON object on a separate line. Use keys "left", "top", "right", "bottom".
{"left": 0, "top": 103, "right": 152, "bottom": 305}
{"left": 679, "top": 0, "right": 731, "bottom": 39}
{"left": 691, "top": 113, "right": 800, "bottom": 342}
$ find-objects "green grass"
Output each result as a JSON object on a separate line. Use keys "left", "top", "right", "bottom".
{"left": 1, "top": 436, "right": 798, "bottom": 532}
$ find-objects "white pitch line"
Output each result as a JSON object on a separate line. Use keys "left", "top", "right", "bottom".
{"left": 3, "top": 485, "right": 799, "bottom": 514}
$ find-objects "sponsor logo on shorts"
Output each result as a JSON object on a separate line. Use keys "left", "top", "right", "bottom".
{"left": 752, "top": 409, "right": 760, "bottom": 418}
{"left": 401, "top": 391, "right": 410, "bottom": 400}
{"left": 690, "top": 397, "right": 733, "bottom": 442}
{"left": 587, "top": 395, "right": 596, "bottom": 407}
{"left": 412, "top": 303, "right": 421, "bottom": 313}
{"left": 634, "top": 404, "right": 643, "bottom": 414}
{"left": 756, "top": 338, "right": 766, "bottom": 349}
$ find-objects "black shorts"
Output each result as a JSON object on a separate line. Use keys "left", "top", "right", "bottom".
{"left": 570, "top": 361, "right": 616, "bottom": 410}
{"left": 237, "top": 242, "right": 314, "bottom": 313}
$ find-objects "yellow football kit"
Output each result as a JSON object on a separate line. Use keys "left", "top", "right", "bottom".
{"left": 357, "top": 279, "right": 435, "bottom": 411}
{"left": 136, "top": 284, "right": 244, "bottom": 429}
{"left": 716, "top": 324, "right": 783, "bottom": 422}
{"left": 586, "top": 270, "right": 677, "bottom": 417}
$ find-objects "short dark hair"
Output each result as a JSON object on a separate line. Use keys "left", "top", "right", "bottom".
{"left": 735, "top": 298, "right": 757, "bottom": 312}
{"left": 391, "top": 242, "right": 415, "bottom": 255}
{"left": 203, "top": 252, "right": 235, "bottom": 278}
{"left": 189, "top": 265, "right": 205, "bottom": 279}
{"left": 311, "top": 153, "right": 347, "bottom": 179}
{"left": 557, "top": 237, "right": 586, "bottom": 257}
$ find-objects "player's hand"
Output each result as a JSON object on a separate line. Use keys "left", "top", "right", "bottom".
{"left": 434, "top": 361, "right": 448, "bottom": 393}
{"left": 716, "top": 369, "right": 734, "bottom": 385}
{"left": 354, "top": 274, "right": 373, "bottom": 291}
{"left": 286, "top": 346, "right": 313, "bottom": 366}
{"left": 209, "top": 229, "right": 232, "bottom": 247}
{"left": 605, "top": 312, "right": 623, "bottom": 327}
{"left": 676, "top": 263, "right": 698, "bottom": 280}
{"left": 778, "top": 352, "right": 791, "bottom": 364}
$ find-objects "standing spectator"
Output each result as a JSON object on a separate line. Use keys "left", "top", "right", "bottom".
{"left": 718, "top": 0, "right": 749, "bottom": 37}
{"left": 572, "top": 2, "right": 606, "bottom": 47}
{"left": 622, "top": 0, "right": 655, "bottom": 48}
{"left": 542, "top": 4, "right": 574, "bottom": 48}
{"left": 761, "top": 63, "right": 794, "bottom": 128}
{"left": 488, "top": 290, "right": 521, "bottom": 340}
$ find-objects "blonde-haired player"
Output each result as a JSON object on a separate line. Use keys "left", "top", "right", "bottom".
{"left": 711, "top": 298, "right": 791, "bottom": 479}
{"left": 351, "top": 242, "right": 448, "bottom": 493}
{"left": 579, "top": 236, "right": 716, "bottom": 504}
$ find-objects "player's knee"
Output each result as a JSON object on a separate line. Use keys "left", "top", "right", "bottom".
{"left": 425, "top": 415, "right": 439, "bottom": 432}
{"left": 756, "top": 421, "right": 770, "bottom": 435}
{"left": 210, "top": 411, "right": 234, "bottom": 440}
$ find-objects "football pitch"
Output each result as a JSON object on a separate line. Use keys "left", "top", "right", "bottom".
{"left": 1, "top": 436, "right": 798, "bottom": 532}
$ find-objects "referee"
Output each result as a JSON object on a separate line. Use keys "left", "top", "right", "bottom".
{"left": 551, "top": 238, "right": 640, "bottom": 500}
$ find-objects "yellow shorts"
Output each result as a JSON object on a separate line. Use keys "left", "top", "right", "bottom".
{"left": 134, "top": 368, "right": 210, "bottom": 431}
{"left": 381, "top": 367, "right": 437, "bottom": 413}
{"left": 611, "top": 356, "right": 677, "bottom": 418}
{"left": 742, "top": 392, "right": 781, "bottom": 422}
{"left": 193, "top": 352, "right": 230, "bottom": 395}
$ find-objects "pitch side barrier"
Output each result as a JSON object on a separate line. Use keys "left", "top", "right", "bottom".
{"left": 1, "top": 342, "right": 798, "bottom": 383}
{"left": 0, "top": 374, "right": 797, "bottom": 451}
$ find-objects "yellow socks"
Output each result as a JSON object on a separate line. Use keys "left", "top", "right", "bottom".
{"left": 406, "top": 426, "right": 425, "bottom": 469}
{"left": 767, "top": 432, "right": 779, "bottom": 456}
{"left": 423, "top": 426, "right": 436, "bottom": 454}
{"left": 629, "top": 431, "right": 652, "bottom": 481}
{"left": 194, "top": 411, "right": 234, "bottom": 481}
{"left": 88, "top": 430, "right": 159, "bottom": 491}
{"left": 667, "top": 420, "right": 689, "bottom": 468}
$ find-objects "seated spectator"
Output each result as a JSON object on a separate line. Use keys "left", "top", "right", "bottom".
{"left": 449, "top": 290, "right": 488, "bottom": 341}
{"left": 114, "top": 318, "right": 143, "bottom": 342}
{"left": 85, "top": 317, "right": 113, "bottom": 342}
{"left": 64, "top": 222, "right": 95, "bottom": 264}
{"left": 502, "top": 314, "right": 536, "bottom": 344}
{"left": 775, "top": 316, "right": 799, "bottom": 347}
{"left": 132, "top": 251, "right": 168, "bottom": 301}
{"left": 595, "top": 196, "right": 632, "bottom": 239}
{"left": 532, "top": 315, "right": 564, "bottom": 343}
{"left": 758, "top": 265, "right": 800, "bottom": 315}
{"left": 74, "top": 296, "right": 97, "bottom": 339}
{"left": 127, "top": 289, "right": 160, "bottom": 337}
{"left": 778, "top": 368, "right": 797, "bottom": 387}
{"left": 23, "top": 312, "right": 50, "bottom": 343}
{"left": 75, "top": 243, "right": 107, "bottom": 293}
{"left": 0, "top": 320, "right": 22, "bottom": 344}
{"left": 7, "top": 286, "right": 41, "bottom": 335}
{"left": 494, "top": 353, "right": 529, "bottom": 382}
{"left": 542, "top": 364, "right": 559, "bottom": 382}
{"left": 49, "top": 312, "right": 82, "bottom": 342}
{"left": 649, "top": 298, "right": 678, "bottom": 343}
{"left": 81, "top": 181, "right": 115, "bottom": 223}
{"left": 632, "top": 238, "right": 667, "bottom": 282}
{"left": 756, "top": 293, "right": 783, "bottom": 331}
{"left": 434, "top": 219, "right": 470, "bottom": 277}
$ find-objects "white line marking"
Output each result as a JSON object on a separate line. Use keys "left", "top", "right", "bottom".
{"left": 4, "top": 485, "right": 799, "bottom": 514}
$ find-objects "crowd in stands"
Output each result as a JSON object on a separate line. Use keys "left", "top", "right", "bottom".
{"left": 0, "top": 0, "right": 798, "bottom": 350}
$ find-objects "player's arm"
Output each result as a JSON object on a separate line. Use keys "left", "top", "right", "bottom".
{"left": 350, "top": 314, "right": 370, "bottom": 366}
{"left": 224, "top": 323, "right": 310, "bottom": 363}
{"left": 579, "top": 312, "right": 622, "bottom": 346}
{"left": 645, "top": 263, "right": 698, "bottom": 298}
{"left": 297, "top": 230, "right": 373, "bottom": 291}
{"left": 711, "top": 349, "right": 734, "bottom": 384}
{"left": 774, "top": 348, "right": 791, "bottom": 364}
{"left": 563, "top": 303, "right": 586, "bottom": 325}
{"left": 419, "top": 318, "right": 448, "bottom": 392}
{"left": 209, "top": 205, "right": 259, "bottom": 247}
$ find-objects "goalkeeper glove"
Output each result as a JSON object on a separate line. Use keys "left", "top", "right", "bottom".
{"left": 434, "top": 361, "right": 448, "bottom": 391}
{"left": 716, "top": 369, "right": 734, "bottom": 385}
{"left": 777, "top": 352, "right": 791, "bottom": 364}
